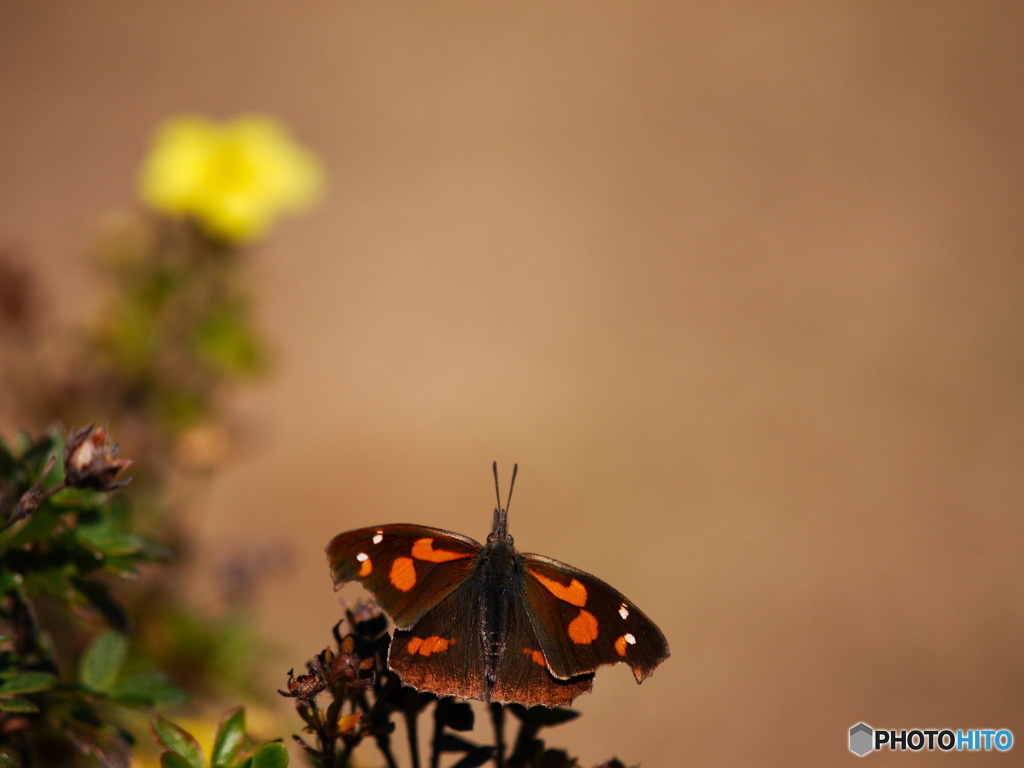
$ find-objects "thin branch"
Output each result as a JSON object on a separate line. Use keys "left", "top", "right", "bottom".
{"left": 490, "top": 703, "right": 506, "bottom": 768}
{"left": 0, "top": 455, "right": 62, "bottom": 533}
{"left": 404, "top": 708, "right": 421, "bottom": 768}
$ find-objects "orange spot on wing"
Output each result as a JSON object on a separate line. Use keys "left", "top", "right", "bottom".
{"left": 614, "top": 635, "right": 629, "bottom": 657}
{"left": 390, "top": 557, "right": 417, "bottom": 591}
{"left": 529, "top": 569, "right": 588, "bottom": 607}
{"left": 567, "top": 609, "right": 599, "bottom": 644}
{"left": 411, "top": 636, "right": 453, "bottom": 656}
{"left": 523, "top": 648, "right": 547, "bottom": 667}
{"left": 406, "top": 637, "right": 423, "bottom": 654}
{"left": 358, "top": 556, "right": 372, "bottom": 577}
{"left": 411, "top": 538, "right": 471, "bottom": 563}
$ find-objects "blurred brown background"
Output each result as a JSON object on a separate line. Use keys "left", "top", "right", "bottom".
{"left": 2, "top": 2, "right": 1024, "bottom": 765}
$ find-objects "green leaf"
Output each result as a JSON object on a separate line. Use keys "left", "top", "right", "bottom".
{"left": 3, "top": 509, "right": 60, "bottom": 550}
{"left": 0, "top": 672, "right": 57, "bottom": 695}
{"left": 138, "top": 535, "right": 176, "bottom": 562}
{"left": 438, "top": 733, "right": 476, "bottom": 752}
{"left": 109, "top": 670, "right": 190, "bottom": 708}
{"left": 79, "top": 631, "right": 127, "bottom": 692}
{"left": 22, "top": 567, "right": 74, "bottom": 600}
{"left": 151, "top": 715, "right": 206, "bottom": 768}
{"left": 250, "top": 742, "right": 288, "bottom": 768}
{"left": 73, "top": 578, "right": 129, "bottom": 630}
{"left": 0, "top": 635, "right": 13, "bottom": 645}
{"left": 11, "top": 432, "right": 31, "bottom": 457}
{"left": 192, "top": 306, "right": 265, "bottom": 377}
{"left": 451, "top": 747, "right": 496, "bottom": 768}
{"left": 75, "top": 506, "right": 143, "bottom": 559}
{"left": 99, "top": 556, "right": 141, "bottom": 580}
{"left": 21, "top": 437, "right": 56, "bottom": 472}
{"left": 161, "top": 753, "right": 198, "bottom": 768}
{"left": 508, "top": 704, "right": 580, "bottom": 727}
{"left": 0, "top": 574, "right": 23, "bottom": 597}
{"left": 46, "top": 486, "right": 103, "bottom": 509}
{"left": 76, "top": 526, "right": 143, "bottom": 559}
{"left": 0, "top": 433, "right": 14, "bottom": 474}
{"left": 0, "top": 697, "right": 39, "bottom": 713}
{"left": 212, "top": 707, "right": 246, "bottom": 768}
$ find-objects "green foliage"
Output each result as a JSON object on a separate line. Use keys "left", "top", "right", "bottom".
{"left": 0, "top": 114, "right": 315, "bottom": 768}
{"left": 79, "top": 631, "right": 128, "bottom": 692}
{"left": 150, "top": 709, "right": 288, "bottom": 768}
{"left": 0, "top": 430, "right": 187, "bottom": 767}
{"left": 211, "top": 708, "right": 247, "bottom": 768}
{"left": 89, "top": 220, "right": 267, "bottom": 437}
{"left": 0, "top": 670, "right": 56, "bottom": 714}
{"left": 192, "top": 302, "right": 266, "bottom": 378}
{"left": 151, "top": 714, "right": 206, "bottom": 767}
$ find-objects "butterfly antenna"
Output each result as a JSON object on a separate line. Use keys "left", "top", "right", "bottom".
{"left": 506, "top": 463, "right": 518, "bottom": 513}
{"left": 491, "top": 461, "right": 516, "bottom": 539}
{"left": 492, "top": 461, "right": 501, "bottom": 511}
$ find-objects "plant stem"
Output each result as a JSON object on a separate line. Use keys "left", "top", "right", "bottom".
{"left": 0, "top": 457, "right": 62, "bottom": 533}
{"left": 405, "top": 708, "right": 421, "bottom": 768}
{"left": 490, "top": 703, "right": 506, "bottom": 768}
{"left": 430, "top": 699, "right": 448, "bottom": 768}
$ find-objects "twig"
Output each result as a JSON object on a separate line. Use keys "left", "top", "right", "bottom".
{"left": 404, "top": 708, "right": 421, "bottom": 768}
{"left": 490, "top": 703, "right": 506, "bottom": 768}
{"left": 0, "top": 455, "right": 61, "bottom": 533}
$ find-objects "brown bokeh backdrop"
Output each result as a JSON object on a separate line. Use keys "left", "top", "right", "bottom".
{"left": 3, "top": 3, "right": 1024, "bottom": 765}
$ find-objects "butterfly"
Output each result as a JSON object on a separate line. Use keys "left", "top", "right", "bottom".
{"left": 325, "top": 464, "right": 670, "bottom": 707}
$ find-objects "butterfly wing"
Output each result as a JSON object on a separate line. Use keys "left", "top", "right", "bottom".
{"left": 387, "top": 578, "right": 488, "bottom": 702}
{"left": 489, "top": 579, "right": 595, "bottom": 706}
{"left": 388, "top": 563, "right": 595, "bottom": 707}
{"left": 326, "top": 524, "right": 481, "bottom": 628}
{"left": 521, "top": 553, "right": 670, "bottom": 683}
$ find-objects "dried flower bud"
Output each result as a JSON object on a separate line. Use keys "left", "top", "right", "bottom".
{"left": 348, "top": 600, "right": 387, "bottom": 640}
{"left": 63, "top": 425, "right": 133, "bottom": 491}
{"left": 279, "top": 667, "right": 327, "bottom": 701}
{"left": 324, "top": 647, "right": 362, "bottom": 685}
{"left": 351, "top": 600, "right": 383, "bottom": 627}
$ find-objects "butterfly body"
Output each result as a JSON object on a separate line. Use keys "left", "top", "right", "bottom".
{"left": 474, "top": 527, "right": 520, "bottom": 687}
{"left": 326, "top": 469, "right": 669, "bottom": 707}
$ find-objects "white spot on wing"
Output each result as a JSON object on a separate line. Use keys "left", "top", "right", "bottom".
{"left": 618, "top": 604, "right": 629, "bottom": 620}
{"left": 372, "top": 532, "right": 384, "bottom": 545}
{"left": 356, "top": 552, "right": 369, "bottom": 562}
{"left": 624, "top": 633, "right": 636, "bottom": 645}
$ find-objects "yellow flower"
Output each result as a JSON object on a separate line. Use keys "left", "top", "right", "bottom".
{"left": 138, "top": 115, "right": 325, "bottom": 243}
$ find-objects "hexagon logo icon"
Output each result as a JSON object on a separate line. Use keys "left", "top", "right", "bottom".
{"left": 849, "top": 723, "right": 873, "bottom": 757}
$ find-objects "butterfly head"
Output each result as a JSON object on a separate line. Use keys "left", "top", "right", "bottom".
{"left": 487, "top": 461, "right": 517, "bottom": 544}
{"left": 488, "top": 504, "right": 511, "bottom": 544}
